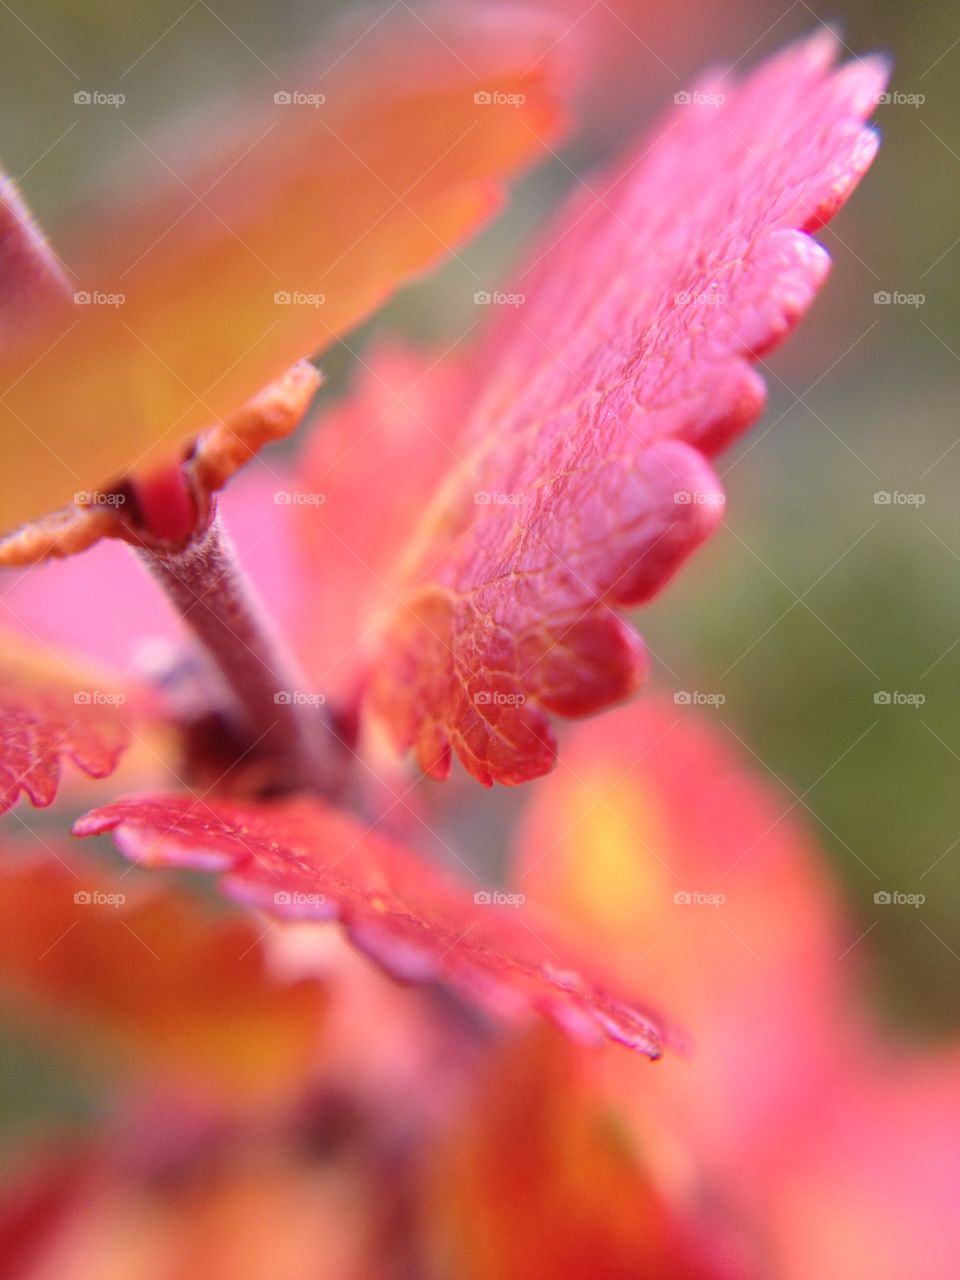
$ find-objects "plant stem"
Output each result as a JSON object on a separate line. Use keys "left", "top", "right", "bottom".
{"left": 135, "top": 504, "right": 342, "bottom": 796}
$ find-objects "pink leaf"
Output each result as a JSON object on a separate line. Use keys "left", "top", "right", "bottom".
{"left": 297, "top": 32, "right": 887, "bottom": 785}
{"left": 74, "top": 792, "right": 673, "bottom": 1058}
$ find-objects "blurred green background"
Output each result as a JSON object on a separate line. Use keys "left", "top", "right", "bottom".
{"left": 0, "top": 0, "right": 957, "bottom": 1137}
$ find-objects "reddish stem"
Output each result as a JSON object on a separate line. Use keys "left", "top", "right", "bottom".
{"left": 136, "top": 504, "right": 343, "bottom": 796}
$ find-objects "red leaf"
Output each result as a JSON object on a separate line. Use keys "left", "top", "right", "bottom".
{"left": 74, "top": 792, "right": 673, "bottom": 1058}
{"left": 296, "top": 32, "right": 887, "bottom": 785}
{"left": 0, "top": 643, "right": 131, "bottom": 813}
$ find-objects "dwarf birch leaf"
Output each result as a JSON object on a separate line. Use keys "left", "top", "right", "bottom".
{"left": 0, "top": 640, "right": 132, "bottom": 813}
{"left": 297, "top": 32, "right": 887, "bottom": 785}
{"left": 75, "top": 792, "right": 674, "bottom": 1059}
{"left": 0, "top": 851, "right": 327, "bottom": 1099}
{"left": 0, "top": 8, "right": 567, "bottom": 533}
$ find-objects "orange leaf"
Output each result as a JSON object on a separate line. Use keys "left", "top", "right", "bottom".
{"left": 0, "top": 8, "right": 566, "bottom": 533}
{"left": 0, "top": 361, "right": 322, "bottom": 567}
{"left": 424, "top": 1027, "right": 724, "bottom": 1280}
{"left": 0, "top": 850, "right": 327, "bottom": 1102}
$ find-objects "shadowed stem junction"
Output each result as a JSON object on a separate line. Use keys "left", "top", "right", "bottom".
{"left": 136, "top": 503, "right": 343, "bottom": 796}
